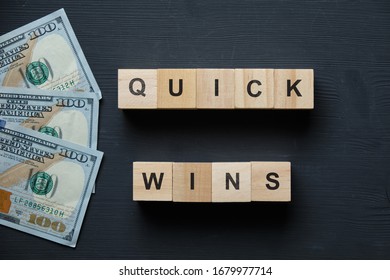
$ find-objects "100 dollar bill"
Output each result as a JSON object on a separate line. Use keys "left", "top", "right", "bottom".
{"left": 0, "top": 87, "right": 99, "bottom": 149}
{"left": 0, "top": 9, "right": 101, "bottom": 98}
{"left": 0, "top": 120, "right": 103, "bottom": 247}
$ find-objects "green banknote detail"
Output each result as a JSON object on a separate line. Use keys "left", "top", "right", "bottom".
{"left": 0, "top": 9, "right": 101, "bottom": 99}
{"left": 0, "top": 121, "right": 103, "bottom": 247}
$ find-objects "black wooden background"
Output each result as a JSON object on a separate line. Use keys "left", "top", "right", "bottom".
{"left": 1, "top": 0, "right": 390, "bottom": 260}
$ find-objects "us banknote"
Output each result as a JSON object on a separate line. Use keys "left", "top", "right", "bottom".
{"left": 0, "top": 9, "right": 101, "bottom": 99}
{"left": 0, "top": 120, "right": 103, "bottom": 247}
{"left": 0, "top": 87, "right": 98, "bottom": 149}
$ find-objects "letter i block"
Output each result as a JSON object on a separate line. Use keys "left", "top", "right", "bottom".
{"left": 157, "top": 69, "right": 197, "bottom": 109}
{"left": 173, "top": 163, "right": 212, "bottom": 202}
{"left": 235, "top": 69, "right": 274, "bottom": 108}
{"left": 274, "top": 69, "right": 314, "bottom": 109}
{"left": 251, "top": 162, "right": 291, "bottom": 201}
{"left": 212, "top": 162, "right": 251, "bottom": 202}
{"left": 133, "top": 162, "right": 173, "bottom": 201}
{"left": 118, "top": 69, "right": 157, "bottom": 109}
{"left": 197, "top": 69, "right": 235, "bottom": 109}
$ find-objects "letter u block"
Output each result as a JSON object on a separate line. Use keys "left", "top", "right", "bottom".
{"left": 211, "top": 162, "right": 251, "bottom": 202}
{"left": 118, "top": 69, "right": 157, "bottom": 109}
{"left": 157, "top": 69, "right": 197, "bottom": 109}
{"left": 133, "top": 162, "right": 173, "bottom": 201}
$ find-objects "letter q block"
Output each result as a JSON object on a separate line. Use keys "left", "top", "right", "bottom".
{"left": 118, "top": 69, "right": 157, "bottom": 109}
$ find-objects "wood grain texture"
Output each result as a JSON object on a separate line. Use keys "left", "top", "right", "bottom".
{"left": 251, "top": 162, "right": 291, "bottom": 201}
{"left": 173, "top": 162, "right": 212, "bottom": 202}
{"left": 1, "top": 0, "right": 390, "bottom": 260}
{"left": 133, "top": 162, "right": 172, "bottom": 201}
{"left": 157, "top": 69, "right": 197, "bottom": 109}
{"left": 196, "top": 69, "right": 235, "bottom": 108}
{"left": 212, "top": 162, "right": 251, "bottom": 202}
{"left": 235, "top": 69, "right": 274, "bottom": 108}
{"left": 274, "top": 69, "right": 314, "bottom": 109}
{"left": 118, "top": 69, "right": 157, "bottom": 109}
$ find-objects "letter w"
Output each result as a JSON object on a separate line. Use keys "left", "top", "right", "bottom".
{"left": 142, "top": 173, "right": 164, "bottom": 190}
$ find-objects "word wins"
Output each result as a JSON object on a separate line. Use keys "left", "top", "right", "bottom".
{"left": 118, "top": 69, "right": 313, "bottom": 109}
{"left": 133, "top": 162, "right": 291, "bottom": 202}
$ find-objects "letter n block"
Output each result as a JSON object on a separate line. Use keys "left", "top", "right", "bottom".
{"left": 133, "top": 162, "right": 172, "bottom": 201}
{"left": 173, "top": 163, "right": 212, "bottom": 202}
{"left": 157, "top": 69, "right": 197, "bottom": 109}
{"left": 118, "top": 69, "right": 157, "bottom": 109}
{"left": 274, "top": 69, "right": 314, "bottom": 109}
{"left": 197, "top": 69, "right": 235, "bottom": 109}
{"left": 235, "top": 69, "right": 274, "bottom": 108}
{"left": 251, "top": 162, "right": 291, "bottom": 201}
{"left": 212, "top": 162, "right": 251, "bottom": 202}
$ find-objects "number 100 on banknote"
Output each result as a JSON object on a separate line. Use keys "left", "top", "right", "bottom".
{"left": 0, "top": 9, "right": 101, "bottom": 99}
{"left": 0, "top": 120, "right": 103, "bottom": 247}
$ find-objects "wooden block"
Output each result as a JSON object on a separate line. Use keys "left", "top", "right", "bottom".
{"left": 118, "top": 69, "right": 157, "bottom": 109}
{"left": 196, "top": 69, "right": 235, "bottom": 109}
{"left": 133, "top": 162, "right": 172, "bottom": 201}
{"left": 251, "top": 162, "right": 291, "bottom": 201}
{"left": 274, "top": 69, "right": 314, "bottom": 109}
{"left": 235, "top": 69, "right": 274, "bottom": 108}
{"left": 157, "top": 69, "right": 196, "bottom": 109}
{"left": 173, "top": 163, "right": 212, "bottom": 202}
{"left": 212, "top": 162, "right": 251, "bottom": 202}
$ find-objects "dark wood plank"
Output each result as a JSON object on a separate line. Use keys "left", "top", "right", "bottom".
{"left": 1, "top": 0, "right": 390, "bottom": 259}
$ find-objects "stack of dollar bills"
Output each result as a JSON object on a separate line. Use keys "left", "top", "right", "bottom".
{"left": 0, "top": 9, "right": 103, "bottom": 247}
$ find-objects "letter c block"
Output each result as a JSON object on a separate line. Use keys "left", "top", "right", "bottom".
{"left": 235, "top": 69, "right": 274, "bottom": 108}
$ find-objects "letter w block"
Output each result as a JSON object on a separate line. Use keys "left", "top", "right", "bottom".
{"left": 133, "top": 162, "right": 173, "bottom": 201}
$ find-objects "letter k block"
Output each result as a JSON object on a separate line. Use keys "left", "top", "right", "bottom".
{"left": 133, "top": 162, "right": 173, "bottom": 201}
{"left": 274, "top": 69, "right": 314, "bottom": 109}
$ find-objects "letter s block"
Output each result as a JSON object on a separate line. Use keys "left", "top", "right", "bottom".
{"left": 251, "top": 162, "right": 291, "bottom": 201}
{"left": 274, "top": 69, "right": 314, "bottom": 109}
{"left": 133, "top": 162, "right": 173, "bottom": 201}
{"left": 118, "top": 69, "right": 157, "bottom": 109}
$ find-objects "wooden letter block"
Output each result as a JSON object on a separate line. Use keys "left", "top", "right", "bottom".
{"left": 118, "top": 69, "right": 157, "bottom": 109}
{"left": 173, "top": 163, "right": 212, "bottom": 202}
{"left": 251, "top": 162, "right": 291, "bottom": 201}
{"left": 235, "top": 69, "right": 274, "bottom": 108}
{"left": 133, "top": 162, "right": 172, "bottom": 201}
{"left": 157, "top": 69, "right": 197, "bottom": 109}
{"left": 274, "top": 69, "right": 314, "bottom": 109}
{"left": 212, "top": 162, "right": 251, "bottom": 202}
{"left": 197, "top": 69, "right": 235, "bottom": 109}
